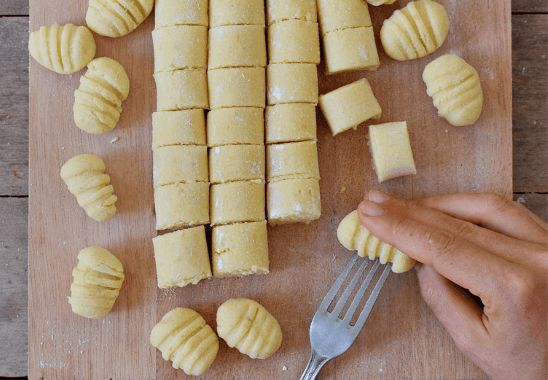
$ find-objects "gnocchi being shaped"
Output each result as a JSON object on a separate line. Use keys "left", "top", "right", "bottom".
{"left": 86, "top": 0, "right": 154, "bottom": 38}
{"left": 28, "top": 24, "right": 96, "bottom": 74}
{"left": 150, "top": 308, "right": 219, "bottom": 376}
{"left": 74, "top": 57, "right": 130, "bottom": 134}
{"left": 217, "top": 298, "right": 282, "bottom": 359}
{"left": 69, "top": 246, "right": 124, "bottom": 318}
{"left": 337, "top": 210, "right": 415, "bottom": 273}
{"left": 423, "top": 54, "right": 484, "bottom": 126}
{"left": 380, "top": 0, "right": 449, "bottom": 61}
{"left": 60, "top": 154, "right": 118, "bottom": 222}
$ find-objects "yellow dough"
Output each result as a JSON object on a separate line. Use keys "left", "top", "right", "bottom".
{"left": 368, "top": 0, "right": 398, "bottom": 5}
{"left": 68, "top": 246, "right": 124, "bottom": 318}
{"left": 317, "top": 0, "right": 372, "bottom": 35}
{"left": 154, "top": 0, "right": 208, "bottom": 28}
{"left": 380, "top": 0, "right": 449, "bottom": 61}
{"left": 210, "top": 181, "right": 265, "bottom": 226}
{"left": 216, "top": 298, "right": 282, "bottom": 359}
{"left": 154, "top": 69, "right": 208, "bottom": 111}
{"left": 152, "top": 226, "right": 211, "bottom": 288}
{"left": 152, "top": 110, "right": 206, "bottom": 149}
{"left": 209, "top": 145, "right": 265, "bottom": 184}
{"left": 337, "top": 210, "right": 415, "bottom": 273}
{"left": 152, "top": 26, "right": 207, "bottom": 72}
{"left": 423, "top": 54, "right": 484, "bottom": 127}
{"left": 208, "top": 25, "right": 267, "bottom": 69}
{"left": 207, "top": 108, "right": 265, "bottom": 147}
{"left": 267, "top": 178, "right": 321, "bottom": 224}
{"left": 323, "top": 27, "right": 379, "bottom": 74}
{"left": 319, "top": 78, "right": 381, "bottom": 136}
{"left": 212, "top": 222, "right": 269, "bottom": 276}
{"left": 60, "top": 154, "right": 118, "bottom": 222}
{"left": 86, "top": 0, "right": 153, "bottom": 38}
{"left": 153, "top": 145, "right": 208, "bottom": 187}
{"left": 267, "top": 63, "right": 318, "bottom": 105}
{"left": 208, "top": 67, "right": 266, "bottom": 109}
{"left": 267, "top": 141, "right": 320, "bottom": 181}
{"left": 154, "top": 182, "right": 209, "bottom": 230}
{"left": 210, "top": 0, "right": 265, "bottom": 27}
{"left": 266, "top": 104, "right": 317, "bottom": 144}
{"left": 73, "top": 57, "right": 130, "bottom": 135}
{"left": 150, "top": 308, "right": 219, "bottom": 376}
{"left": 369, "top": 121, "right": 417, "bottom": 182}
{"left": 28, "top": 23, "right": 96, "bottom": 74}
{"left": 268, "top": 21, "right": 320, "bottom": 64}
{"left": 267, "top": 0, "right": 317, "bottom": 25}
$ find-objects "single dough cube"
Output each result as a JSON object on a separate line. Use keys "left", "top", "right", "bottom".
{"left": 268, "top": 21, "right": 320, "bottom": 64}
{"left": 210, "top": 181, "right": 265, "bottom": 226}
{"left": 267, "top": 178, "right": 321, "bottom": 224}
{"left": 369, "top": 121, "right": 417, "bottom": 182}
{"left": 152, "top": 226, "right": 212, "bottom": 288}
{"left": 208, "top": 67, "right": 266, "bottom": 109}
{"left": 154, "top": 182, "right": 209, "bottom": 230}
{"left": 152, "top": 110, "right": 206, "bottom": 149}
{"left": 155, "top": 0, "right": 209, "bottom": 28}
{"left": 212, "top": 223, "right": 269, "bottom": 276}
{"left": 153, "top": 146, "right": 208, "bottom": 187}
{"left": 267, "top": 63, "right": 318, "bottom": 105}
{"left": 319, "top": 78, "right": 381, "bottom": 136}
{"left": 323, "top": 27, "right": 380, "bottom": 74}
{"left": 154, "top": 69, "right": 208, "bottom": 111}
{"left": 267, "top": 0, "right": 318, "bottom": 25}
{"left": 207, "top": 108, "right": 265, "bottom": 147}
{"left": 267, "top": 141, "right": 320, "bottom": 181}
{"left": 209, "top": 145, "right": 265, "bottom": 184}
{"left": 152, "top": 26, "right": 207, "bottom": 72}
{"left": 317, "top": 0, "right": 372, "bottom": 35}
{"left": 209, "top": 25, "right": 266, "bottom": 69}
{"left": 266, "top": 103, "right": 317, "bottom": 144}
{"left": 150, "top": 308, "right": 219, "bottom": 376}
{"left": 86, "top": 0, "right": 154, "bottom": 38}
{"left": 210, "top": 0, "right": 265, "bottom": 27}
{"left": 216, "top": 298, "right": 282, "bottom": 359}
{"left": 69, "top": 246, "right": 124, "bottom": 318}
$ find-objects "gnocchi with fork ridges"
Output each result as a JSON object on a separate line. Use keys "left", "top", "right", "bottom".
{"left": 86, "top": 0, "right": 154, "bottom": 38}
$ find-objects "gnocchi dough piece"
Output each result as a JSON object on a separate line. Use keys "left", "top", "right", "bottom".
{"left": 28, "top": 23, "right": 96, "bottom": 74}
{"left": 266, "top": 104, "right": 317, "bottom": 144}
{"left": 73, "top": 57, "right": 130, "bottom": 134}
{"left": 60, "top": 154, "right": 118, "bottom": 222}
{"left": 153, "top": 146, "right": 208, "bottom": 187}
{"left": 380, "top": 0, "right": 449, "bottom": 61}
{"left": 150, "top": 308, "right": 219, "bottom": 376}
{"left": 267, "top": 178, "right": 321, "bottom": 224}
{"left": 68, "top": 246, "right": 124, "bottom": 318}
{"left": 319, "top": 78, "right": 381, "bottom": 136}
{"left": 152, "top": 110, "right": 206, "bottom": 150}
{"left": 337, "top": 210, "right": 415, "bottom": 273}
{"left": 212, "top": 222, "right": 269, "bottom": 276}
{"left": 210, "top": 0, "right": 265, "bottom": 27}
{"left": 208, "top": 67, "right": 266, "bottom": 109}
{"left": 210, "top": 181, "right": 265, "bottom": 226}
{"left": 267, "top": 64, "right": 318, "bottom": 105}
{"left": 323, "top": 27, "right": 379, "bottom": 74}
{"left": 368, "top": 0, "right": 398, "bottom": 5}
{"left": 207, "top": 108, "right": 265, "bottom": 147}
{"left": 268, "top": 21, "right": 320, "bottom": 64}
{"left": 209, "top": 145, "right": 265, "bottom": 184}
{"left": 217, "top": 298, "right": 282, "bottom": 359}
{"left": 369, "top": 121, "right": 417, "bottom": 182}
{"left": 154, "top": 69, "right": 208, "bottom": 111}
{"left": 153, "top": 26, "right": 207, "bottom": 72}
{"left": 317, "top": 0, "right": 371, "bottom": 35}
{"left": 155, "top": 0, "right": 208, "bottom": 28}
{"left": 267, "top": 141, "right": 320, "bottom": 181}
{"left": 208, "top": 25, "right": 267, "bottom": 69}
{"left": 154, "top": 182, "right": 209, "bottom": 230}
{"left": 423, "top": 54, "right": 484, "bottom": 127}
{"left": 86, "top": 0, "right": 153, "bottom": 38}
{"left": 152, "top": 226, "right": 211, "bottom": 288}
{"left": 267, "top": 0, "right": 317, "bottom": 25}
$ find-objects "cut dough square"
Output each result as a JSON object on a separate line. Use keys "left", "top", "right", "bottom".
{"left": 152, "top": 226, "right": 212, "bottom": 289}
{"left": 155, "top": 0, "right": 209, "bottom": 28}
{"left": 154, "top": 69, "right": 208, "bottom": 111}
{"left": 267, "top": 0, "right": 317, "bottom": 25}
{"left": 152, "top": 26, "right": 207, "bottom": 72}
{"left": 369, "top": 121, "right": 417, "bottom": 182}
{"left": 319, "top": 78, "right": 381, "bottom": 136}
{"left": 210, "top": 0, "right": 265, "bottom": 27}
{"left": 207, "top": 108, "right": 265, "bottom": 147}
{"left": 267, "top": 141, "right": 320, "bottom": 181}
{"left": 323, "top": 27, "right": 380, "bottom": 74}
{"left": 267, "top": 178, "right": 321, "bottom": 224}
{"left": 209, "top": 145, "right": 265, "bottom": 184}
{"left": 267, "top": 63, "right": 318, "bottom": 105}
{"left": 212, "top": 221, "right": 269, "bottom": 277}
{"left": 208, "top": 25, "right": 267, "bottom": 69}
{"left": 268, "top": 21, "right": 320, "bottom": 64}
{"left": 210, "top": 181, "right": 265, "bottom": 226}
{"left": 152, "top": 110, "right": 206, "bottom": 149}
{"left": 208, "top": 67, "right": 266, "bottom": 109}
{"left": 266, "top": 103, "right": 317, "bottom": 144}
{"left": 154, "top": 182, "right": 209, "bottom": 230}
{"left": 317, "top": 0, "right": 372, "bottom": 35}
{"left": 153, "top": 145, "right": 208, "bottom": 187}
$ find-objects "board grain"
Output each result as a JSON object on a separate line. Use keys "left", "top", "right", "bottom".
{"left": 28, "top": 1, "right": 512, "bottom": 379}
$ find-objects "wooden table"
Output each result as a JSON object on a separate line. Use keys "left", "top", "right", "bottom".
{"left": 0, "top": 0, "right": 546, "bottom": 378}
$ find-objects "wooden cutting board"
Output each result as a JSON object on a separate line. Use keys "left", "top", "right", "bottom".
{"left": 28, "top": 1, "right": 512, "bottom": 379}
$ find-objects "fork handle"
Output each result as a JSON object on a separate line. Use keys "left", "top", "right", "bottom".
{"left": 299, "top": 350, "right": 329, "bottom": 380}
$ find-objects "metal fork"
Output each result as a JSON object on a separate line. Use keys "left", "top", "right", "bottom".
{"left": 299, "top": 254, "right": 392, "bottom": 380}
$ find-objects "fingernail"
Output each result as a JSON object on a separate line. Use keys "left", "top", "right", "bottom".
{"left": 369, "top": 190, "right": 391, "bottom": 203}
{"left": 359, "top": 200, "right": 386, "bottom": 217}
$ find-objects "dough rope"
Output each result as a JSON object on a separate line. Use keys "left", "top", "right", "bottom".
{"left": 86, "top": 0, "right": 154, "bottom": 38}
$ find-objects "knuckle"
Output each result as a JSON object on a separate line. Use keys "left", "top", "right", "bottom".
{"left": 453, "top": 220, "right": 477, "bottom": 238}
{"left": 505, "top": 270, "right": 539, "bottom": 311}
{"left": 391, "top": 217, "right": 413, "bottom": 238}
{"left": 426, "top": 230, "right": 458, "bottom": 258}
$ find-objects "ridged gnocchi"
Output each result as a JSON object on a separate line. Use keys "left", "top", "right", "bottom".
{"left": 423, "top": 54, "right": 484, "bottom": 127}
{"left": 337, "top": 210, "right": 415, "bottom": 273}
{"left": 73, "top": 57, "right": 130, "bottom": 134}
{"left": 150, "top": 308, "right": 219, "bottom": 376}
{"left": 216, "top": 298, "right": 282, "bottom": 359}
{"left": 86, "top": 0, "right": 154, "bottom": 38}
{"left": 68, "top": 246, "right": 124, "bottom": 318}
{"left": 60, "top": 154, "right": 118, "bottom": 222}
{"left": 28, "top": 23, "right": 96, "bottom": 74}
{"left": 380, "top": 0, "right": 449, "bottom": 61}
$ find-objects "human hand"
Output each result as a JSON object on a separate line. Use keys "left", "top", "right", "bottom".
{"left": 357, "top": 191, "right": 547, "bottom": 380}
